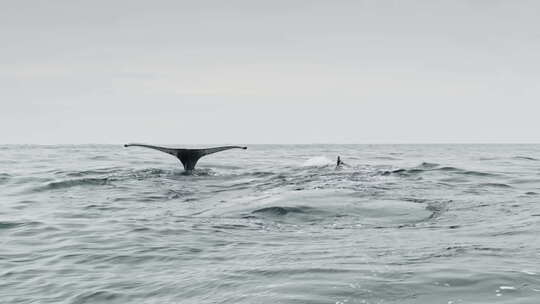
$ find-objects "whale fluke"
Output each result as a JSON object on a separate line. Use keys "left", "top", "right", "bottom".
{"left": 124, "top": 143, "right": 247, "bottom": 171}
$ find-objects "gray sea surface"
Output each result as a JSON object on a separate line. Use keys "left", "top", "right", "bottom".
{"left": 1, "top": 144, "right": 539, "bottom": 304}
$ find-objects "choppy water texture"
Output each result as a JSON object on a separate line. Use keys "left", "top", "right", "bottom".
{"left": 1, "top": 144, "right": 540, "bottom": 304}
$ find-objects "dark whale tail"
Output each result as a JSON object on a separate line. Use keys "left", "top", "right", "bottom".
{"left": 124, "top": 143, "right": 247, "bottom": 171}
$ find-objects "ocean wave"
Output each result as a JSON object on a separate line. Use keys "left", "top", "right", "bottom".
{"left": 0, "top": 220, "right": 44, "bottom": 231}
{"left": 28, "top": 168, "right": 198, "bottom": 193}
{"left": 380, "top": 163, "right": 498, "bottom": 178}
{"left": 0, "top": 173, "right": 11, "bottom": 184}
{"left": 71, "top": 290, "right": 122, "bottom": 304}
{"left": 509, "top": 178, "right": 540, "bottom": 185}
{"left": 33, "top": 177, "right": 111, "bottom": 192}
{"left": 248, "top": 171, "right": 277, "bottom": 178}
{"left": 83, "top": 204, "right": 125, "bottom": 211}
{"left": 478, "top": 183, "right": 512, "bottom": 188}
{"left": 459, "top": 170, "right": 498, "bottom": 177}
{"left": 420, "top": 162, "right": 440, "bottom": 168}
{"left": 87, "top": 155, "right": 110, "bottom": 160}
{"left": 0, "top": 221, "right": 24, "bottom": 230}
{"left": 58, "top": 167, "right": 123, "bottom": 177}
{"left": 513, "top": 156, "right": 539, "bottom": 161}
{"left": 251, "top": 206, "right": 313, "bottom": 216}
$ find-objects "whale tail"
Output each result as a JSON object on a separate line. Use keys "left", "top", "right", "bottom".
{"left": 124, "top": 143, "right": 247, "bottom": 171}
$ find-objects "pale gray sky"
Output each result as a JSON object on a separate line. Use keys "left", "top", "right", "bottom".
{"left": 1, "top": 0, "right": 539, "bottom": 144}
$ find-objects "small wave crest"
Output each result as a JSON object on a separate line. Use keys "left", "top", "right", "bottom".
{"left": 420, "top": 162, "right": 440, "bottom": 168}
{"left": 0, "top": 221, "right": 23, "bottom": 230}
{"left": 0, "top": 220, "right": 43, "bottom": 230}
{"left": 513, "top": 156, "right": 539, "bottom": 161}
{"left": 58, "top": 167, "right": 123, "bottom": 177}
{"left": 0, "top": 173, "right": 11, "bottom": 184}
{"left": 478, "top": 183, "right": 512, "bottom": 189}
{"left": 380, "top": 162, "right": 497, "bottom": 178}
{"left": 71, "top": 290, "right": 122, "bottom": 304}
{"left": 32, "top": 177, "right": 110, "bottom": 192}
{"left": 252, "top": 206, "right": 311, "bottom": 216}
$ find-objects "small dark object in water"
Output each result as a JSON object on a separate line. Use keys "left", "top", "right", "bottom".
{"left": 336, "top": 156, "right": 346, "bottom": 168}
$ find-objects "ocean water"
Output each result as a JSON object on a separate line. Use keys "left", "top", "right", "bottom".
{"left": 1, "top": 144, "right": 539, "bottom": 304}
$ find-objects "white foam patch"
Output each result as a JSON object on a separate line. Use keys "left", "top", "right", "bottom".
{"left": 302, "top": 156, "right": 334, "bottom": 167}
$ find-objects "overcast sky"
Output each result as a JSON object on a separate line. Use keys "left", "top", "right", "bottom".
{"left": 1, "top": 0, "right": 539, "bottom": 144}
